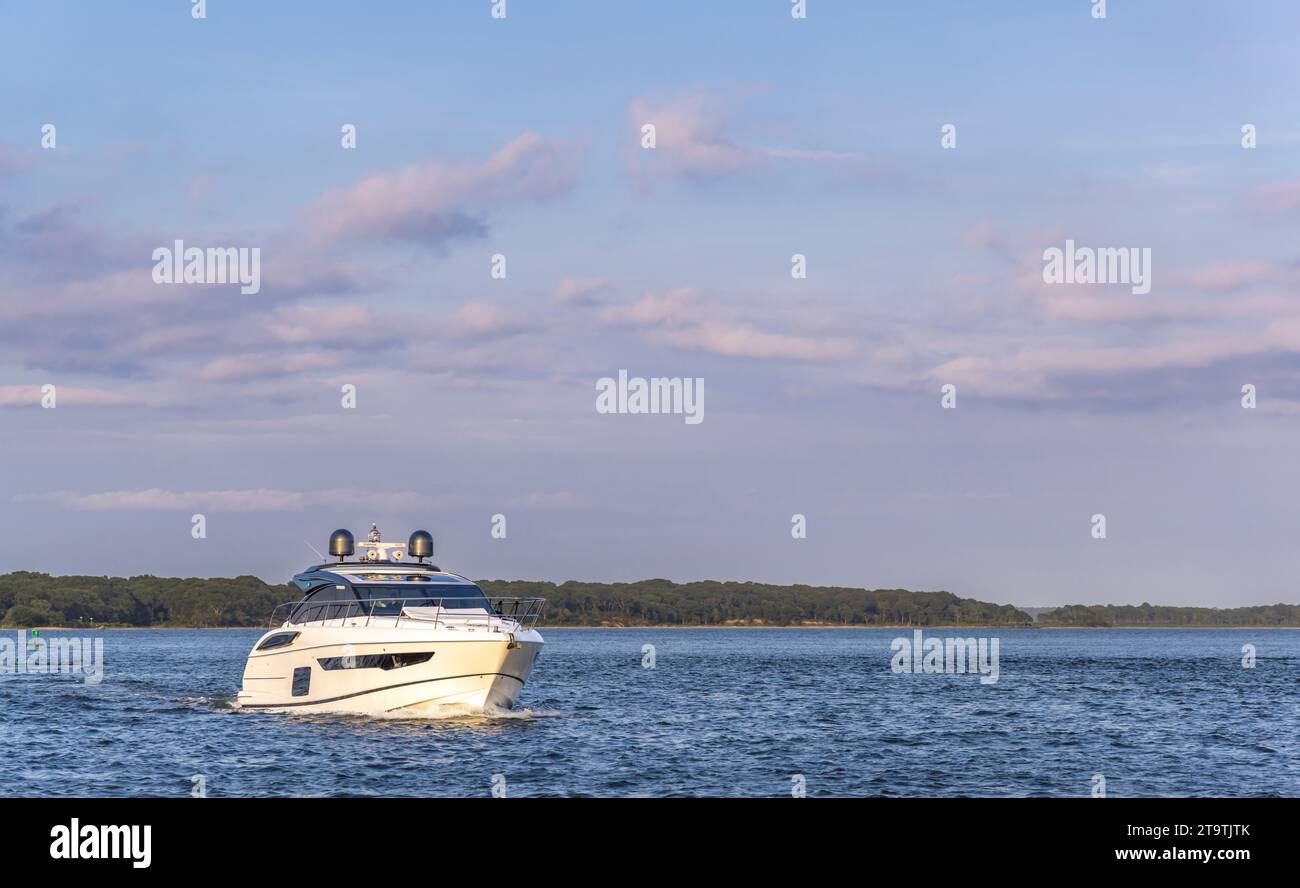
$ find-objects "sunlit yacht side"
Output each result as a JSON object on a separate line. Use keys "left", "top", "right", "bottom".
{"left": 236, "top": 524, "right": 544, "bottom": 715}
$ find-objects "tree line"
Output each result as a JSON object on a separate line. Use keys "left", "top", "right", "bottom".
{"left": 1036, "top": 602, "right": 1300, "bottom": 627}
{"left": 480, "top": 579, "right": 1035, "bottom": 627}
{"left": 0, "top": 572, "right": 1028, "bottom": 627}
{"left": 2, "top": 572, "right": 1294, "bottom": 628}
{"left": 0, "top": 572, "right": 291, "bottom": 627}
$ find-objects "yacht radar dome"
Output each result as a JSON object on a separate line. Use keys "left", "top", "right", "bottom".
{"left": 328, "top": 528, "right": 355, "bottom": 561}
{"left": 408, "top": 530, "right": 434, "bottom": 562}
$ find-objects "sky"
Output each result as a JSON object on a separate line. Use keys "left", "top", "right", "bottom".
{"left": 2, "top": 1, "right": 1299, "bottom": 607}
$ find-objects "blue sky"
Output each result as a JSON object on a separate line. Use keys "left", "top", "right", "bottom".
{"left": 2, "top": 1, "right": 1300, "bottom": 607}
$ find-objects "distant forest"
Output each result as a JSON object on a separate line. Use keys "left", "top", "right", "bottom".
{"left": 0, "top": 573, "right": 1029, "bottom": 628}
{"left": 0, "top": 572, "right": 1296, "bottom": 628}
{"left": 481, "top": 580, "right": 1033, "bottom": 627}
{"left": 0, "top": 573, "right": 290, "bottom": 628}
{"left": 1035, "top": 603, "right": 1300, "bottom": 627}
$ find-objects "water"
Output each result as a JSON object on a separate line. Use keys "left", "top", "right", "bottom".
{"left": 1, "top": 628, "right": 1297, "bottom": 797}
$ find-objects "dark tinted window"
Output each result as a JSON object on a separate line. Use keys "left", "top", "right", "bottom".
{"left": 291, "top": 666, "right": 311, "bottom": 696}
{"left": 256, "top": 631, "right": 299, "bottom": 651}
{"left": 318, "top": 652, "right": 434, "bottom": 671}
{"left": 304, "top": 584, "right": 355, "bottom": 603}
{"left": 291, "top": 584, "right": 362, "bottom": 623}
{"left": 354, "top": 584, "right": 490, "bottom": 615}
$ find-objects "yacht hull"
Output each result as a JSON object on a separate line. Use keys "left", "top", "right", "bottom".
{"left": 236, "top": 629, "right": 542, "bottom": 715}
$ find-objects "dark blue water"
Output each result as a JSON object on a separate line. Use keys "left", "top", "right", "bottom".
{"left": 2, "top": 628, "right": 1297, "bottom": 797}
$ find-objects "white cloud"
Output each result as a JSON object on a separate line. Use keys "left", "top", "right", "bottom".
{"left": 15, "top": 487, "right": 433, "bottom": 512}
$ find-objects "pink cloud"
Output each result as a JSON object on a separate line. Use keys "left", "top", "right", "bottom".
{"left": 187, "top": 175, "right": 218, "bottom": 202}
{"left": 307, "top": 133, "right": 581, "bottom": 245}
{"left": 196, "top": 350, "right": 346, "bottom": 383}
{"left": 265, "top": 304, "right": 381, "bottom": 344}
{"left": 662, "top": 321, "right": 854, "bottom": 362}
{"left": 552, "top": 276, "right": 616, "bottom": 306}
{"left": 0, "top": 145, "right": 34, "bottom": 176}
{"left": 1179, "top": 259, "right": 1300, "bottom": 293}
{"left": 600, "top": 288, "right": 703, "bottom": 328}
{"left": 445, "top": 302, "right": 535, "bottom": 340}
{"left": 1249, "top": 180, "right": 1300, "bottom": 215}
{"left": 0, "top": 385, "right": 142, "bottom": 407}
{"left": 600, "top": 288, "right": 854, "bottom": 362}
{"left": 627, "top": 92, "right": 861, "bottom": 183}
{"left": 924, "top": 331, "right": 1289, "bottom": 402}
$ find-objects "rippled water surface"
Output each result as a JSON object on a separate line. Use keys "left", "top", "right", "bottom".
{"left": 2, "top": 628, "right": 1298, "bottom": 797}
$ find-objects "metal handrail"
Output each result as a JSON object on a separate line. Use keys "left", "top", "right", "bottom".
{"left": 268, "top": 596, "right": 546, "bottom": 632}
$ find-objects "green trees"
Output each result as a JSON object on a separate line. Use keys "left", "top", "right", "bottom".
{"left": 4, "top": 571, "right": 1292, "bottom": 627}
{"left": 0, "top": 572, "right": 1035, "bottom": 627}
{"left": 478, "top": 579, "right": 1033, "bottom": 627}
{"left": 0, "top": 572, "right": 291, "bottom": 627}
{"left": 1038, "top": 603, "right": 1300, "bottom": 627}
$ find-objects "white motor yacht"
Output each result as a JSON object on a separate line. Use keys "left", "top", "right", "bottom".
{"left": 236, "top": 524, "right": 544, "bottom": 715}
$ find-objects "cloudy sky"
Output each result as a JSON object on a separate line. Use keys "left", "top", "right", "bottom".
{"left": 2, "top": 1, "right": 1299, "bottom": 607}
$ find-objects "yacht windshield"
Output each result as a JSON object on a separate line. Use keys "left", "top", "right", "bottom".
{"left": 290, "top": 583, "right": 360, "bottom": 623}
{"left": 354, "top": 583, "right": 491, "bottom": 615}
